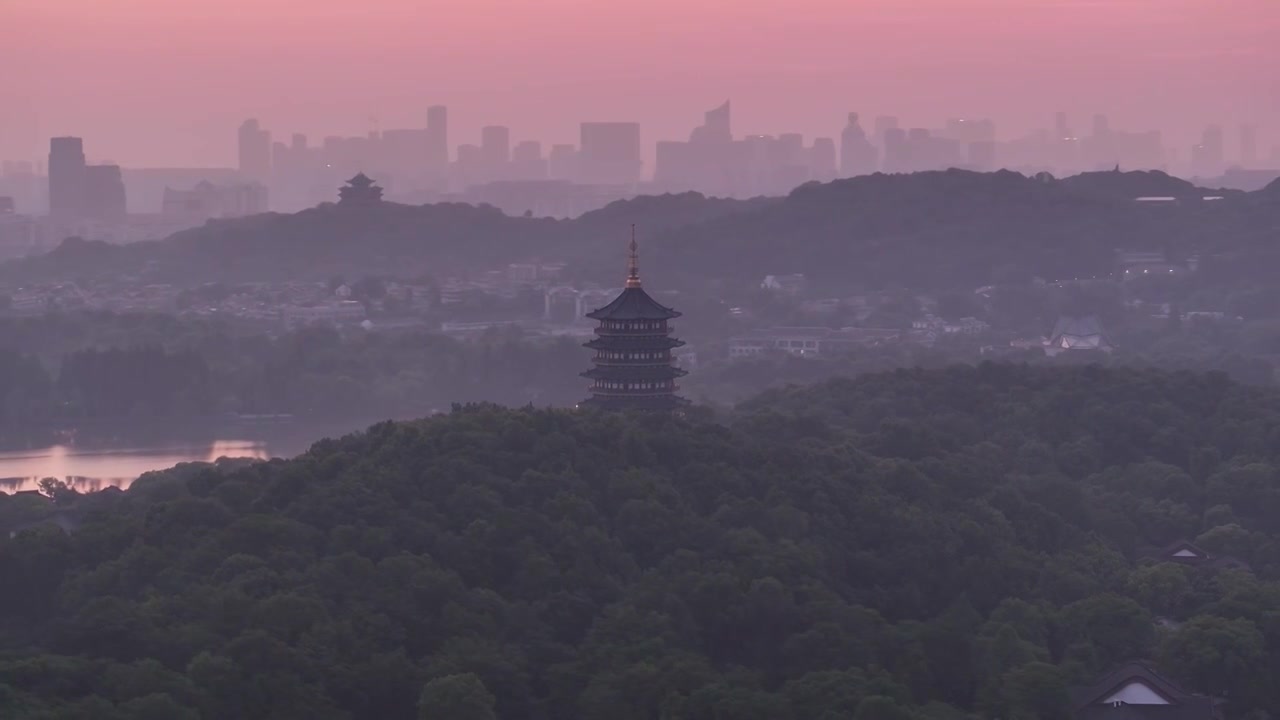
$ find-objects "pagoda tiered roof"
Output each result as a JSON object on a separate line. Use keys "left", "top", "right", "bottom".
{"left": 584, "top": 335, "right": 685, "bottom": 350}
{"left": 581, "top": 364, "right": 688, "bottom": 381}
{"left": 584, "top": 286, "right": 681, "bottom": 321}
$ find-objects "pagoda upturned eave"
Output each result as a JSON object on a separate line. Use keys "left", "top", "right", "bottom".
{"left": 581, "top": 365, "right": 688, "bottom": 380}
{"left": 584, "top": 287, "right": 681, "bottom": 321}
{"left": 584, "top": 336, "right": 685, "bottom": 350}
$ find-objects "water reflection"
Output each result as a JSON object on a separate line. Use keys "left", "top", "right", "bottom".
{"left": 0, "top": 440, "right": 271, "bottom": 494}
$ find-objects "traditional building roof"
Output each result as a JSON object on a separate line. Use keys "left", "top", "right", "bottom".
{"left": 1047, "top": 315, "right": 1114, "bottom": 353}
{"left": 338, "top": 173, "right": 384, "bottom": 205}
{"left": 582, "top": 364, "right": 689, "bottom": 381}
{"left": 584, "top": 335, "right": 685, "bottom": 351}
{"left": 584, "top": 228, "right": 681, "bottom": 321}
{"left": 1071, "top": 661, "right": 1222, "bottom": 720}
{"left": 1144, "top": 540, "right": 1251, "bottom": 573}
{"left": 584, "top": 287, "right": 681, "bottom": 321}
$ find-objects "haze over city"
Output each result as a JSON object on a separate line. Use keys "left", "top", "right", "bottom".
{"left": 12, "top": 1, "right": 1280, "bottom": 718}
{"left": 5, "top": 0, "right": 1278, "bottom": 167}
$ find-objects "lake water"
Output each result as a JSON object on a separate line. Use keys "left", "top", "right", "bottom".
{"left": 0, "top": 417, "right": 398, "bottom": 494}
{"left": 0, "top": 440, "right": 278, "bottom": 494}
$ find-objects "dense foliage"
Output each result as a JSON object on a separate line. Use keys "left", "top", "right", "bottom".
{"left": 4, "top": 170, "right": 1275, "bottom": 293}
{"left": 0, "top": 317, "right": 584, "bottom": 428}
{"left": 0, "top": 191, "right": 764, "bottom": 289}
{"left": 4, "top": 365, "right": 1280, "bottom": 718}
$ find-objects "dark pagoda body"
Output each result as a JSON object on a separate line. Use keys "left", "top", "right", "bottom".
{"left": 338, "top": 173, "right": 383, "bottom": 206}
{"left": 580, "top": 229, "right": 688, "bottom": 411}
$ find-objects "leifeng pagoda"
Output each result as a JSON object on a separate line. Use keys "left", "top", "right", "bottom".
{"left": 580, "top": 227, "right": 688, "bottom": 411}
{"left": 338, "top": 173, "right": 384, "bottom": 206}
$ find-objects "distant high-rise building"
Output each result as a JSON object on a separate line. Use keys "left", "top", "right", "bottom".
{"left": 944, "top": 118, "right": 996, "bottom": 171}
{"left": 481, "top": 126, "right": 510, "bottom": 164}
{"left": 809, "top": 138, "right": 838, "bottom": 182}
{"left": 479, "top": 125, "right": 511, "bottom": 182}
{"left": 1054, "top": 112, "right": 1071, "bottom": 140}
{"left": 840, "top": 113, "right": 878, "bottom": 176}
{"left": 654, "top": 141, "right": 694, "bottom": 190}
{"left": 579, "top": 122, "right": 642, "bottom": 185}
{"left": 548, "top": 144, "right": 577, "bottom": 181}
{"left": 946, "top": 118, "right": 996, "bottom": 144}
{"left": 967, "top": 141, "right": 997, "bottom": 171}
{"left": 1092, "top": 114, "right": 1111, "bottom": 138}
{"left": 511, "top": 140, "right": 547, "bottom": 180}
{"left": 873, "top": 115, "right": 899, "bottom": 133}
{"left": 1240, "top": 124, "right": 1258, "bottom": 168}
{"left": 1081, "top": 114, "right": 1118, "bottom": 170}
{"left": 691, "top": 101, "right": 731, "bottom": 144}
{"left": 83, "top": 165, "right": 127, "bottom": 220}
{"left": 873, "top": 116, "right": 899, "bottom": 149}
{"left": 427, "top": 105, "right": 448, "bottom": 168}
{"left": 882, "top": 127, "right": 908, "bottom": 173}
{"left": 238, "top": 119, "right": 272, "bottom": 180}
{"left": 164, "top": 181, "right": 268, "bottom": 221}
{"left": 453, "top": 143, "right": 484, "bottom": 188}
{"left": 49, "top": 137, "right": 87, "bottom": 219}
{"left": 513, "top": 140, "right": 542, "bottom": 164}
{"left": 1191, "top": 125, "right": 1225, "bottom": 177}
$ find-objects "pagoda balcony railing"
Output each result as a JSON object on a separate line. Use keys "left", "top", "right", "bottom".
{"left": 590, "top": 357, "right": 678, "bottom": 367}
{"left": 588, "top": 386, "right": 681, "bottom": 397}
{"left": 594, "top": 325, "right": 676, "bottom": 336}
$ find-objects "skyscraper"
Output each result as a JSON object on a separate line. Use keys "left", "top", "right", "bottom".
{"left": 1240, "top": 124, "right": 1258, "bottom": 168}
{"left": 48, "top": 137, "right": 86, "bottom": 219}
{"left": 881, "top": 127, "right": 908, "bottom": 173}
{"left": 579, "top": 122, "right": 642, "bottom": 186}
{"left": 840, "top": 113, "right": 878, "bottom": 177}
{"left": 1092, "top": 114, "right": 1111, "bottom": 139}
{"left": 427, "top": 105, "right": 449, "bottom": 168}
{"left": 691, "top": 101, "right": 731, "bottom": 144}
{"left": 238, "top": 119, "right": 272, "bottom": 180}
{"left": 1054, "top": 112, "right": 1071, "bottom": 140}
{"left": 1191, "top": 125, "right": 1225, "bottom": 177}
{"left": 548, "top": 144, "right": 577, "bottom": 181}
{"left": 480, "top": 125, "right": 511, "bottom": 181}
{"left": 481, "top": 126, "right": 511, "bottom": 163}
{"left": 809, "top": 138, "right": 838, "bottom": 182}
{"left": 873, "top": 116, "right": 899, "bottom": 135}
{"left": 511, "top": 141, "right": 547, "bottom": 180}
{"left": 83, "top": 165, "right": 127, "bottom": 220}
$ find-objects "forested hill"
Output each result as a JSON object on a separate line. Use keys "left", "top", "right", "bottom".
{"left": 5, "top": 169, "right": 1274, "bottom": 290}
{"left": 5, "top": 364, "right": 1280, "bottom": 718}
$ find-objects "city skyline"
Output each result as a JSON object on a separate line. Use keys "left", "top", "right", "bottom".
{"left": 5, "top": 0, "right": 1277, "bottom": 168}
{"left": 6, "top": 104, "right": 1273, "bottom": 175}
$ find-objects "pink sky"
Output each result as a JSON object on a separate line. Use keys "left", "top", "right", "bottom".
{"left": 4, "top": 0, "right": 1278, "bottom": 168}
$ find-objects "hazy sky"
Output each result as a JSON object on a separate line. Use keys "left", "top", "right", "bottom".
{"left": 4, "top": 0, "right": 1278, "bottom": 168}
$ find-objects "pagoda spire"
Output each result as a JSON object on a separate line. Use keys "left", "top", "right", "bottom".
{"left": 626, "top": 224, "right": 642, "bottom": 288}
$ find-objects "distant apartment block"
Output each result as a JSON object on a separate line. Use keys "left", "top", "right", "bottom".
{"left": 163, "top": 181, "right": 269, "bottom": 222}
{"left": 728, "top": 326, "right": 904, "bottom": 359}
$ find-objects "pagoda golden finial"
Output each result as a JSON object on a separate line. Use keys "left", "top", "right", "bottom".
{"left": 625, "top": 224, "right": 642, "bottom": 288}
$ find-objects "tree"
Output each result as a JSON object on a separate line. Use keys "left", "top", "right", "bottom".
{"left": 855, "top": 695, "right": 915, "bottom": 720}
{"left": 1125, "top": 564, "right": 1192, "bottom": 618}
{"left": 1158, "top": 615, "right": 1265, "bottom": 698}
{"left": 418, "top": 673, "right": 497, "bottom": 720}
{"left": 1001, "top": 662, "right": 1069, "bottom": 720}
